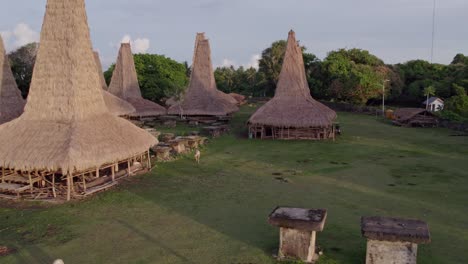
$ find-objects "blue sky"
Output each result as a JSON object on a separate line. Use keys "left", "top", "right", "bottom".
{"left": 1, "top": 0, "right": 468, "bottom": 69}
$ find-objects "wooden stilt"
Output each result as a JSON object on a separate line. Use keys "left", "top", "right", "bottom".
{"left": 82, "top": 173, "right": 87, "bottom": 192}
{"left": 127, "top": 160, "right": 131, "bottom": 175}
{"left": 111, "top": 165, "right": 115, "bottom": 182}
{"left": 95, "top": 168, "right": 99, "bottom": 179}
{"left": 66, "top": 174, "right": 71, "bottom": 201}
{"left": 71, "top": 174, "right": 75, "bottom": 194}
{"left": 1, "top": 167, "right": 4, "bottom": 183}
{"left": 52, "top": 173, "right": 57, "bottom": 198}
{"left": 28, "top": 171, "right": 33, "bottom": 194}
{"left": 147, "top": 150, "right": 151, "bottom": 169}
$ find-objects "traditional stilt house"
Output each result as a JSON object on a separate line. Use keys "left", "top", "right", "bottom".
{"left": 248, "top": 31, "right": 337, "bottom": 140}
{"left": 94, "top": 51, "right": 136, "bottom": 116}
{"left": 108, "top": 43, "right": 167, "bottom": 118}
{"left": 0, "top": 36, "right": 25, "bottom": 125}
{"left": 167, "top": 33, "right": 239, "bottom": 119}
{"left": 0, "top": 0, "right": 157, "bottom": 201}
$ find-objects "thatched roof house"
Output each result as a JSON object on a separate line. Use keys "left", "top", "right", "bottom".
{"left": 94, "top": 51, "right": 136, "bottom": 116}
{"left": 0, "top": 0, "right": 157, "bottom": 200}
{"left": 167, "top": 33, "right": 238, "bottom": 117}
{"left": 108, "top": 43, "right": 166, "bottom": 118}
{"left": 248, "top": 31, "right": 337, "bottom": 140}
{"left": 393, "top": 108, "right": 438, "bottom": 127}
{"left": 0, "top": 35, "right": 25, "bottom": 125}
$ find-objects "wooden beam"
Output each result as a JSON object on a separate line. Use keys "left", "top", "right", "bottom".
{"left": 111, "top": 164, "right": 115, "bottom": 182}
{"left": 127, "top": 160, "right": 131, "bottom": 176}
{"left": 28, "top": 171, "right": 33, "bottom": 194}
{"left": 66, "top": 174, "right": 71, "bottom": 201}
{"left": 52, "top": 173, "right": 57, "bottom": 198}
{"left": 147, "top": 150, "right": 151, "bottom": 169}
{"left": 82, "top": 173, "right": 87, "bottom": 192}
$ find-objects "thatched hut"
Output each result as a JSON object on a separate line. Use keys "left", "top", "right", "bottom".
{"left": 393, "top": 108, "right": 438, "bottom": 127}
{"left": 0, "top": 35, "right": 25, "bottom": 125}
{"left": 248, "top": 31, "right": 337, "bottom": 140}
{"left": 0, "top": 0, "right": 157, "bottom": 201}
{"left": 167, "top": 33, "right": 239, "bottom": 117}
{"left": 108, "top": 43, "right": 166, "bottom": 118}
{"left": 94, "top": 51, "right": 136, "bottom": 116}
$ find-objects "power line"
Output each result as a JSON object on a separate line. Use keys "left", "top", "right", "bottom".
{"left": 431, "top": 0, "right": 437, "bottom": 63}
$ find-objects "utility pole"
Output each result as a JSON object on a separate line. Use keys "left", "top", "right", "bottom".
{"left": 382, "top": 80, "right": 390, "bottom": 117}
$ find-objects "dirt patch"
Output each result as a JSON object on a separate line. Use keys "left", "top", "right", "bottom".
{"left": 272, "top": 172, "right": 283, "bottom": 176}
{"left": 0, "top": 246, "right": 16, "bottom": 257}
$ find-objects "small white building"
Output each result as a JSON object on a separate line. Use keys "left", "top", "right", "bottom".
{"left": 422, "top": 97, "right": 444, "bottom": 112}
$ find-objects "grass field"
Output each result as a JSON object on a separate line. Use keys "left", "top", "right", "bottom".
{"left": 1, "top": 105, "right": 467, "bottom": 264}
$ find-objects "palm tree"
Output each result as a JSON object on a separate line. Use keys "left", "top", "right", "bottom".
{"left": 424, "top": 86, "right": 436, "bottom": 110}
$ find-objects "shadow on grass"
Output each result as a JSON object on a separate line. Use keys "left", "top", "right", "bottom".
{"left": 115, "top": 219, "right": 195, "bottom": 264}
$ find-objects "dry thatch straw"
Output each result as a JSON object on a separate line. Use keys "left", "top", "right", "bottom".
{"left": 0, "top": 0, "right": 157, "bottom": 173}
{"left": 249, "top": 31, "right": 336, "bottom": 128}
{"left": 94, "top": 51, "right": 136, "bottom": 116}
{"left": 168, "top": 33, "right": 239, "bottom": 116}
{"left": 108, "top": 43, "right": 166, "bottom": 117}
{"left": 0, "top": 35, "right": 25, "bottom": 125}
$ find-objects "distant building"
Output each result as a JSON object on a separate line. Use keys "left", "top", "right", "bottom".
{"left": 422, "top": 97, "right": 444, "bottom": 112}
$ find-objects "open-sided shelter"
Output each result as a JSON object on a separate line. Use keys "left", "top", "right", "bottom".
{"left": 248, "top": 31, "right": 337, "bottom": 140}
{"left": 0, "top": 0, "right": 157, "bottom": 201}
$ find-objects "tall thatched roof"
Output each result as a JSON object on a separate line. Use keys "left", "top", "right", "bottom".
{"left": 0, "top": 35, "right": 25, "bottom": 124}
{"left": 0, "top": 0, "right": 157, "bottom": 173}
{"left": 108, "top": 43, "right": 166, "bottom": 117}
{"left": 249, "top": 31, "right": 336, "bottom": 128}
{"left": 94, "top": 51, "right": 136, "bottom": 116}
{"left": 168, "top": 33, "right": 238, "bottom": 116}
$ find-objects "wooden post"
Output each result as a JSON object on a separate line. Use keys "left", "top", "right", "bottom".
{"left": 127, "top": 160, "right": 131, "bottom": 176}
{"left": 111, "top": 164, "right": 115, "bottom": 182}
{"left": 1, "top": 167, "right": 4, "bottom": 183}
{"left": 147, "top": 150, "right": 151, "bottom": 169}
{"left": 28, "top": 171, "right": 33, "bottom": 194}
{"left": 66, "top": 174, "right": 71, "bottom": 201}
{"left": 52, "top": 173, "right": 57, "bottom": 198}
{"left": 95, "top": 168, "right": 99, "bottom": 179}
{"left": 82, "top": 173, "right": 87, "bottom": 192}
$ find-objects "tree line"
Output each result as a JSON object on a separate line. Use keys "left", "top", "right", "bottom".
{"left": 7, "top": 41, "right": 468, "bottom": 120}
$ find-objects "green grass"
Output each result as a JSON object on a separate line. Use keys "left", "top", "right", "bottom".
{"left": 1, "top": 105, "right": 467, "bottom": 264}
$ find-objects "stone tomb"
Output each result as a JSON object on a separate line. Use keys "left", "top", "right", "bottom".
{"left": 269, "top": 207, "right": 327, "bottom": 263}
{"left": 361, "top": 216, "right": 431, "bottom": 264}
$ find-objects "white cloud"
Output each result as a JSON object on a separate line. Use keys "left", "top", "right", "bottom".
{"left": 219, "top": 54, "right": 261, "bottom": 69}
{"left": 0, "top": 23, "right": 39, "bottom": 51}
{"left": 120, "top": 34, "right": 150, "bottom": 53}
{"left": 221, "top": 58, "right": 236, "bottom": 68}
{"left": 245, "top": 54, "right": 261, "bottom": 69}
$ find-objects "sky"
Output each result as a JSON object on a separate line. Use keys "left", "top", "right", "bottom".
{"left": 1, "top": 0, "right": 468, "bottom": 69}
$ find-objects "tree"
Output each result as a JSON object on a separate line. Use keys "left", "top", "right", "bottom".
{"left": 105, "top": 54, "right": 188, "bottom": 104}
{"left": 321, "top": 48, "right": 389, "bottom": 105}
{"left": 423, "top": 86, "right": 436, "bottom": 110}
{"left": 445, "top": 84, "right": 468, "bottom": 118}
{"left": 258, "top": 40, "right": 287, "bottom": 96}
{"left": 8, "top": 42, "right": 39, "bottom": 98}
{"left": 451, "top": 54, "right": 468, "bottom": 65}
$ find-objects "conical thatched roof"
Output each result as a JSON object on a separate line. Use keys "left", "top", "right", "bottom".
{"left": 108, "top": 43, "right": 166, "bottom": 117}
{"left": 168, "top": 33, "right": 238, "bottom": 116}
{"left": 94, "top": 51, "right": 136, "bottom": 116}
{"left": 0, "top": 35, "right": 25, "bottom": 124}
{"left": 249, "top": 31, "right": 336, "bottom": 128}
{"left": 0, "top": 0, "right": 157, "bottom": 173}
{"left": 93, "top": 51, "right": 108, "bottom": 90}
